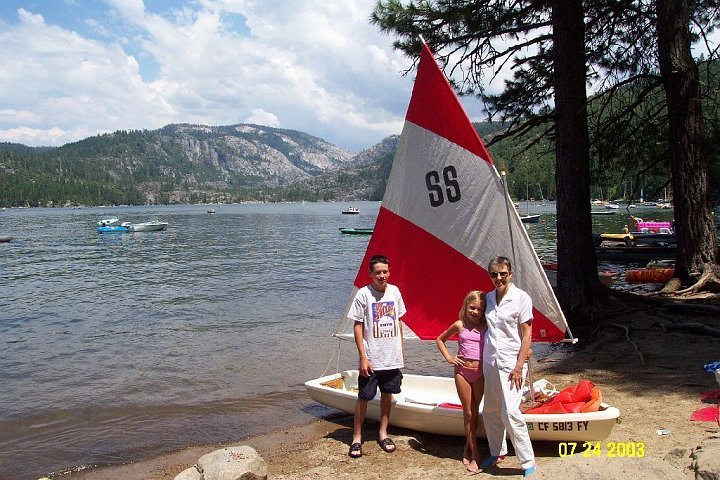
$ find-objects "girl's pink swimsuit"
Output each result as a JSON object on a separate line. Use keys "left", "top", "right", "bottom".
{"left": 455, "top": 327, "right": 485, "bottom": 383}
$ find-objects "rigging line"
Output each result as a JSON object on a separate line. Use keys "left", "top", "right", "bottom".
{"left": 499, "top": 170, "right": 518, "bottom": 275}
{"left": 500, "top": 170, "right": 536, "bottom": 386}
{"left": 320, "top": 335, "right": 343, "bottom": 378}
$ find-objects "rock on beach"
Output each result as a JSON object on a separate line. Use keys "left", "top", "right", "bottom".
{"left": 174, "top": 445, "right": 267, "bottom": 480}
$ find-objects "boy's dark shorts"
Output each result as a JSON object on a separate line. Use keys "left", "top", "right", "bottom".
{"left": 357, "top": 369, "right": 403, "bottom": 401}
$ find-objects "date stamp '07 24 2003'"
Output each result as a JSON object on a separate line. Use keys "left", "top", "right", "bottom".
{"left": 558, "top": 442, "right": 645, "bottom": 458}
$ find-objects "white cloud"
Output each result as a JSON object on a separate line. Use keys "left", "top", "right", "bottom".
{"left": 245, "top": 108, "right": 279, "bottom": 127}
{"left": 0, "top": 1, "right": 424, "bottom": 151}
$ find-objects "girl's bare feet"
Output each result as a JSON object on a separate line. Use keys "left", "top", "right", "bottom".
{"left": 462, "top": 444, "right": 471, "bottom": 466}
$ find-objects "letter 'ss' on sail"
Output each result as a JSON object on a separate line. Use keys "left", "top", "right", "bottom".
{"left": 336, "top": 42, "right": 573, "bottom": 344}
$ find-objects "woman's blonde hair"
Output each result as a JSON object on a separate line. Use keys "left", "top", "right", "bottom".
{"left": 459, "top": 290, "right": 487, "bottom": 328}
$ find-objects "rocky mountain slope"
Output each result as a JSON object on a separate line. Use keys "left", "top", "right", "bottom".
{"left": 0, "top": 122, "right": 502, "bottom": 207}
{"left": 0, "top": 123, "right": 392, "bottom": 206}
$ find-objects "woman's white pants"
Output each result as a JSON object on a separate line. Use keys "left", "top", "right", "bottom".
{"left": 482, "top": 361, "right": 535, "bottom": 469}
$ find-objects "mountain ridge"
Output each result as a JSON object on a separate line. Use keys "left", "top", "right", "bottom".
{"left": 0, "top": 122, "right": 504, "bottom": 207}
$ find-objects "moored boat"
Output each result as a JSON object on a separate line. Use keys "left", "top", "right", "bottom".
{"left": 594, "top": 219, "right": 676, "bottom": 261}
{"left": 542, "top": 262, "right": 620, "bottom": 288}
{"left": 0, "top": 235, "right": 12, "bottom": 243}
{"left": 341, "top": 206, "right": 359, "bottom": 214}
{"left": 594, "top": 245, "right": 676, "bottom": 262}
{"left": 126, "top": 220, "right": 169, "bottom": 232}
{"left": 97, "top": 217, "right": 120, "bottom": 226}
{"left": 520, "top": 214, "right": 541, "bottom": 223}
{"left": 96, "top": 217, "right": 129, "bottom": 234}
{"left": 339, "top": 227, "right": 373, "bottom": 235}
{"left": 599, "top": 231, "right": 676, "bottom": 247}
{"left": 97, "top": 225, "right": 129, "bottom": 234}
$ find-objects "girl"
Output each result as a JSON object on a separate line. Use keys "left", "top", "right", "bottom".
{"left": 436, "top": 290, "right": 487, "bottom": 473}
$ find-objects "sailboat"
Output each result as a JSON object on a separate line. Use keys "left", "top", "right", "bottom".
{"left": 305, "top": 43, "right": 620, "bottom": 441}
{"left": 520, "top": 182, "right": 541, "bottom": 223}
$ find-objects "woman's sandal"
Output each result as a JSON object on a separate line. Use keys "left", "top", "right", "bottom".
{"left": 348, "top": 442, "right": 362, "bottom": 458}
{"left": 378, "top": 437, "right": 396, "bottom": 453}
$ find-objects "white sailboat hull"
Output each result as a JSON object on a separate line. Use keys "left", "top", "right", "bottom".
{"left": 306, "top": 371, "right": 620, "bottom": 442}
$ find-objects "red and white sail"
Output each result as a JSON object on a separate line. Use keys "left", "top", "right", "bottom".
{"left": 337, "top": 43, "right": 571, "bottom": 343}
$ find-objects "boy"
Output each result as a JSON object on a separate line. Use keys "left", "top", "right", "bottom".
{"left": 348, "top": 254, "right": 406, "bottom": 458}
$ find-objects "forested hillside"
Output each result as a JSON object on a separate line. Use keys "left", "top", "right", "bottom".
{"left": 0, "top": 123, "right": 506, "bottom": 207}
{"left": 3, "top": 113, "right": 709, "bottom": 208}
{"left": 0, "top": 124, "right": 360, "bottom": 207}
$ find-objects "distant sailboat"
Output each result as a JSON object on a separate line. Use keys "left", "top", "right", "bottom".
{"left": 520, "top": 179, "right": 541, "bottom": 223}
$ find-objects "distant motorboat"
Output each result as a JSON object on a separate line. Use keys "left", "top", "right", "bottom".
{"left": 124, "top": 220, "right": 169, "bottom": 232}
{"left": 341, "top": 206, "right": 359, "bottom": 214}
{"left": 96, "top": 217, "right": 129, "bottom": 234}
{"left": 339, "top": 227, "right": 373, "bottom": 235}
{"left": 97, "top": 225, "right": 129, "bottom": 234}
{"left": 0, "top": 235, "right": 12, "bottom": 243}
{"left": 207, "top": 208, "right": 216, "bottom": 214}
{"left": 605, "top": 203, "right": 620, "bottom": 210}
{"left": 97, "top": 217, "right": 120, "bottom": 226}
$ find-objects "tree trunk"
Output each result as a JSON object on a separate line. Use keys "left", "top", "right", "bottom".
{"left": 552, "top": 1, "right": 598, "bottom": 327}
{"left": 656, "top": 0, "right": 718, "bottom": 281}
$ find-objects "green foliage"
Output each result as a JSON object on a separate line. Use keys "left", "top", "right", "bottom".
{"left": 0, "top": 125, "right": 353, "bottom": 207}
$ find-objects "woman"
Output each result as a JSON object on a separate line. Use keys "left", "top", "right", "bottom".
{"left": 436, "top": 290, "right": 487, "bottom": 473}
{"left": 480, "top": 256, "right": 536, "bottom": 477}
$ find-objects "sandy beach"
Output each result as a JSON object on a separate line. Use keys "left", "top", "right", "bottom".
{"left": 62, "top": 296, "right": 719, "bottom": 479}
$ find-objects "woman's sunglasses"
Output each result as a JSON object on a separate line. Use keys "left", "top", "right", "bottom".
{"left": 489, "top": 271, "right": 510, "bottom": 278}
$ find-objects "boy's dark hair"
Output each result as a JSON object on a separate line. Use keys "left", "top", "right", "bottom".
{"left": 369, "top": 254, "right": 390, "bottom": 271}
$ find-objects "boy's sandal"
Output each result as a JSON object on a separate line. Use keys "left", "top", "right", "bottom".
{"left": 348, "top": 442, "right": 362, "bottom": 458}
{"left": 378, "top": 437, "right": 396, "bottom": 453}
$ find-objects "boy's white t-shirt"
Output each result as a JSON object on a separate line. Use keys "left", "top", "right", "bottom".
{"left": 348, "top": 284, "right": 406, "bottom": 370}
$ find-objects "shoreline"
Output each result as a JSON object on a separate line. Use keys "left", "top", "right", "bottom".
{"left": 58, "top": 301, "right": 720, "bottom": 479}
{"left": 59, "top": 417, "right": 348, "bottom": 480}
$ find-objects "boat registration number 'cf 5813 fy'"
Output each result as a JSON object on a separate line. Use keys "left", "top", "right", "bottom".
{"left": 527, "top": 421, "right": 590, "bottom": 432}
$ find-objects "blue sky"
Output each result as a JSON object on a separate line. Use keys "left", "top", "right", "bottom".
{"left": 0, "top": 0, "right": 491, "bottom": 152}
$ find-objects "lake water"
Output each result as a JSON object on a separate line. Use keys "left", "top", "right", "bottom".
{"left": 0, "top": 201, "right": 673, "bottom": 479}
